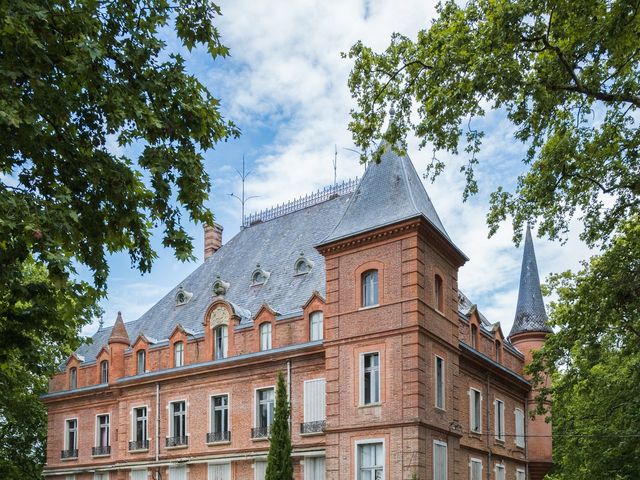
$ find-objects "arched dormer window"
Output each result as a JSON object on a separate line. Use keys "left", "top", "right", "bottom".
{"left": 471, "top": 324, "right": 478, "bottom": 349}
{"left": 174, "top": 341, "right": 184, "bottom": 367}
{"left": 214, "top": 325, "right": 228, "bottom": 359}
{"left": 69, "top": 367, "right": 77, "bottom": 390}
{"left": 495, "top": 340, "right": 502, "bottom": 363}
{"left": 100, "top": 360, "right": 109, "bottom": 384}
{"left": 361, "top": 270, "right": 379, "bottom": 307}
{"left": 259, "top": 323, "right": 272, "bottom": 351}
{"left": 294, "top": 253, "right": 313, "bottom": 275}
{"left": 136, "top": 349, "right": 146, "bottom": 374}
{"left": 251, "top": 264, "right": 270, "bottom": 286}
{"left": 175, "top": 286, "right": 192, "bottom": 306}
{"left": 434, "top": 274, "right": 444, "bottom": 312}
{"left": 310, "top": 311, "right": 323, "bottom": 341}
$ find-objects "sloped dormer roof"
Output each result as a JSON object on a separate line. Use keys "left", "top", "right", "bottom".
{"left": 509, "top": 226, "right": 552, "bottom": 337}
{"left": 320, "top": 143, "right": 465, "bottom": 259}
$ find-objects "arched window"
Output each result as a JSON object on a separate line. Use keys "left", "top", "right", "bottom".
{"left": 100, "top": 360, "right": 109, "bottom": 384}
{"left": 260, "top": 323, "right": 272, "bottom": 351}
{"left": 69, "top": 367, "right": 77, "bottom": 390}
{"left": 251, "top": 265, "right": 270, "bottom": 286}
{"left": 434, "top": 274, "right": 444, "bottom": 312}
{"left": 174, "top": 341, "right": 184, "bottom": 367}
{"left": 215, "top": 325, "right": 228, "bottom": 360}
{"left": 495, "top": 341, "right": 502, "bottom": 362}
{"left": 137, "top": 349, "right": 146, "bottom": 374}
{"left": 361, "top": 270, "right": 379, "bottom": 307}
{"left": 471, "top": 324, "right": 478, "bottom": 349}
{"left": 310, "top": 311, "right": 323, "bottom": 341}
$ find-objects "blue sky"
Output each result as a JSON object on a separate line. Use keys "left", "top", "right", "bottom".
{"left": 90, "top": 0, "right": 592, "bottom": 337}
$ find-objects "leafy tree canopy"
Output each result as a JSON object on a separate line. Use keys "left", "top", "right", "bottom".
{"left": 0, "top": 0, "right": 236, "bottom": 476}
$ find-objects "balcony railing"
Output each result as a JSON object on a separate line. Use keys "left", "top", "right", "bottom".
{"left": 166, "top": 436, "right": 188, "bottom": 447}
{"left": 207, "top": 430, "right": 231, "bottom": 443}
{"left": 300, "top": 420, "right": 326, "bottom": 434}
{"left": 60, "top": 449, "right": 78, "bottom": 459}
{"left": 128, "top": 439, "right": 149, "bottom": 451}
{"left": 92, "top": 445, "right": 111, "bottom": 456}
{"left": 251, "top": 426, "right": 270, "bottom": 439}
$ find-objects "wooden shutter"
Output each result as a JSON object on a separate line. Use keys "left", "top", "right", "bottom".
{"left": 304, "top": 379, "right": 326, "bottom": 422}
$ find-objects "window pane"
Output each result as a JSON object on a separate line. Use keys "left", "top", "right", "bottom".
{"left": 362, "top": 270, "right": 379, "bottom": 307}
{"left": 310, "top": 312, "right": 323, "bottom": 341}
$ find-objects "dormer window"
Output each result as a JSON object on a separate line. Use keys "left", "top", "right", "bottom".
{"left": 294, "top": 253, "right": 313, "bottom": 275}
{"left": 100, "top": 360, "right": 109, "bottom": 384}
{"left": 174, "top": 341, "right": 184, "bottom": 367}
{"left": 175, "top": 286, "right": 192, "bottom": 306}
{"left": 495, "top": 340, "right": 502, "bottom": 363}
{"left": 471, "top": 324, "right": 478, "bottom": 349}
{"left": 251, "top": 265, "right": 270, "bottom": 286}
{"left": 69, "top": 367, "right": 77, "bottom": 390}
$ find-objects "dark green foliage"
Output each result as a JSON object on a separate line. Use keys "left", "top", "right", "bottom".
{"left": 0, "top": 0, "right": 237, "bottom": 476}
{"left": 265, "top": 371, "right": 293, "bottom": 480}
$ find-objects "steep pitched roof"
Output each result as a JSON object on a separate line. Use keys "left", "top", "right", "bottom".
{"left": 108, "top": 311, "right": 129, "bottom": 345}
{"left": 320, "top": 144, "right": 464, "bottom": 258}
{"left": 509, "top": 226, "right": 552, "bottom": 337}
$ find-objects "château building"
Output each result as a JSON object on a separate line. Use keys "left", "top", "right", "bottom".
{"left": 42, "top": 143, "right": 553, "bottom": 480}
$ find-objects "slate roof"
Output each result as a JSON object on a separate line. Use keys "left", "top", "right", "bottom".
{"left": 320, "top": 143, "right": 465, "bottom": 260}
{"left": 509, "top": 225, "right": 552, "bottom": 337}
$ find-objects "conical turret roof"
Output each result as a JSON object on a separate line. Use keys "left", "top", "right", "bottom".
{"left": 108, "top": 311, "right": 130, "bottom": 345}
{"left": 320, "top": 143, "right": 465, "bottom": 259}
{"left": 509, "top": 226, "right": 552, "bottom": 337}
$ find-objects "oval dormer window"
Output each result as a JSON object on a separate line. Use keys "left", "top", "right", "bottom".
{"left": 251, "top": 265, "right": 270, "bottom": 286}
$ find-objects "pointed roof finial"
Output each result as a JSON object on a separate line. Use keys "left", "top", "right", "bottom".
{"left": 389, "top": 106, "right": 396, "bottom": 123}
{"left": 108, "top": 311, "right": 130, "bottom": 345}
{"left": 509, "top": 225, "right": 552, "bottom": 337}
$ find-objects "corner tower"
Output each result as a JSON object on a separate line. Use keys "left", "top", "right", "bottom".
{"left": 508, "top": 226, "right": 553, "bottom": 480}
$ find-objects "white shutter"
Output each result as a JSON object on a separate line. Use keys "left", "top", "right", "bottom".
{"left": 304, "top": 379, "right": 326, "bottom": 422}
{"left": 255, "top": 461, "right": 267, "bottom": 480}
{"left": 169, "top": 466, "right": 187, "bottom": 480}
{"left": 304, "top": 457, "right": 325, "bottom": 480}
{"left": 515, "top": 409, "right": 525, "bottom": 447}
{"left": 433, "top": 441, "right": 447, "bottom": 480}
{"left": 516, "top": 469, "right": 526, "bottom": 480}
{"left": 208, "top": 463, "right": 231, "bottom": 480}
{"left": 495, "top": 465, "right": 505, "bottom": 480}
{"left": 470, "top": 460, "right": 482, "bottom": 480}
{"left": 131, "top": 470, "right": 147, "bottom": 480}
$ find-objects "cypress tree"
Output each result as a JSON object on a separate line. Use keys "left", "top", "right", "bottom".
{"left": 265, "top": 370, "right": 293, "bottom": 480}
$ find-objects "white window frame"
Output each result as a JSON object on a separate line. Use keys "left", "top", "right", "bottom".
{"left": 130, "top": 404, "right": 149, "bottom": 443}
{"left": 516, "top": 468, "right": 526, "bottom": 480}
{"left": 168, "top": 465, "right": 187, "bottom": 480}
{"left": 130, "top": 469, "right": 148, "bottom": 480}
{"left": 69, "top": 367, "right": 77, "bottom": 389}
{"left": 303, "top": 455, "right": 326, "bottom": 480}
{"left": 95, "top": 413, "right": 110, "bottom": 448}
{"left": 494, "top": 398, "right": 505, "bottom": 441}
{"left": 136, "top": 349, "right": 146, "bottom": 374}
{"left": 435, "top": 355, "right": 445, "bottom": 410}
{"left": 100, "top": 360, "right": 109, "bottom": 384}
{"left": 469, "top": 388, "right": 482, "bottom": 433}
{"left": 433, "top": 440, "right": 448, "bottom": 480}
{"left": 515, "top": 408, "right": 525, "bottom": 448}
{"left": 355, "top": 438, "right": 385, "bottom": 480}
{"left": 309, "top": 311, "right": 323, "bottom": 341}
{"left": 174, "top": 341, "right": 184, "bottom": 367}
{"left": 254, "top": 386, "right": 275, "bottom": 430}
{"left": 64, "top": 417, "right": 78, "bottom": 450}
{"left": 361, "top": 270, "right": 379, "bottom": 307}
{"left": 208, "top": 461, "right": 232, "bottom": 480}
{"left": 209, "top": 393, "right": 230, "bottom": 437}
{"left": 167, "top": 398, "right": 188, "bottom": 439}
{"left": 469, "top": 457, "right": 483, "bottom": 480}
{"left": 494, "top": 463, "right": 506, "bottom": 480}
{"left": 360, "top": 351, "right": 381, "bottom": 406}
{"left": 259, "top": 323, "right": 272, "bottom": 351}
{"left": 214, "top": 325, "right": 228, "bottom": 359}
{"left": 303, "top": 378, "right": 326, "bottom": 423}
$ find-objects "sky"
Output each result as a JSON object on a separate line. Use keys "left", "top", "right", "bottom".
{"left": 90, "top": 0, "right": 593, "bottom": 337}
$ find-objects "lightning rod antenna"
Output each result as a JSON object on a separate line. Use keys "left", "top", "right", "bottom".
{"left": 229, "top": 155, "right": 259, "bottom": 228}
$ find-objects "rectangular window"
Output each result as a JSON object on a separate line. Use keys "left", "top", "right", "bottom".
{"left": 257, "top": 388, "right": 275, "bottom": 429}
{"left": 357, "top": 441, "right": 384, "bottom": 480}
{"left": 96, "top": 414, "right": 110, "bottom": 447}
{"left": 100, "top": 360, "right": 109, "bottom": 383}
{"left": 215, "top": 326, "right": 228, "bottom": 359}
{"left": 495, "top": 464, "right": 506, "bottom": 480}
{"left": 469, "top": 388, "right": 482, "bottom": 433}
{"left": 131, "top": 470, "right": 147, "bottom": 480}
{"left": 169, "top": 465, "right": 187, "bottom": 480}
{"left": 211, "top": 395, "right": 229, "bottom": 438}
{"left": 134, "top": 407, "right": 148, "bottom": 443}
{"left": 208, "top": 463, "right": 231, "bottom": 480}
{"left": 515, "top": 408, "right": 525, "bottom": 447}
{"left": 495, "top": 399, "right": 505, "bottom": 441}
{"left": 433, "top": 440, "right": 447, "bottom": 480}
{"left": 516, "top": 469, "right": 526, "bottom": 480}
{"left": 469, "top": 458, "right": 482, "bottom": 480}
{"left": 361, "top": 352, "right": 380, "bottom": 405}
{"left": 303, "top": 378, "right": 326, "bottom": 422}
{"left": 254, "top": 460, "right": 267, "bottom": 480}
{"left": 94, "top": 474, "right": 109, "bottom": 480}
{"left": 304, "top": 456, "right": 325, "bottom": 480}
{"left": 362, "top": 270, "right": 379, "bottom": 307}
{"left": 310, "top": 311, "right": 323, "bottom": 341}
{"left": 170, "top": 401, "right": 187, "bottom": 439}
{"left": 69, "top": 368, "right": 77, "bottom": 389}
{"left": 137, "top": 350, "right": 146, "bottom": 374}
{"left": 435, "top": 355, "right": 445, "bottom": 409}
{"left": 174, "top": 342, "right": 184, "bottom": 367}
{"left": 260, "top": 323, "right": 272, "bottom": 351}
{"left": 65, "top": 419, "right": 77, "bottom": 450}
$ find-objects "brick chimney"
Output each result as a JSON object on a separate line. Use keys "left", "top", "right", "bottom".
{"left": 204, "top": 223, "right": 223, "bottom": 260}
